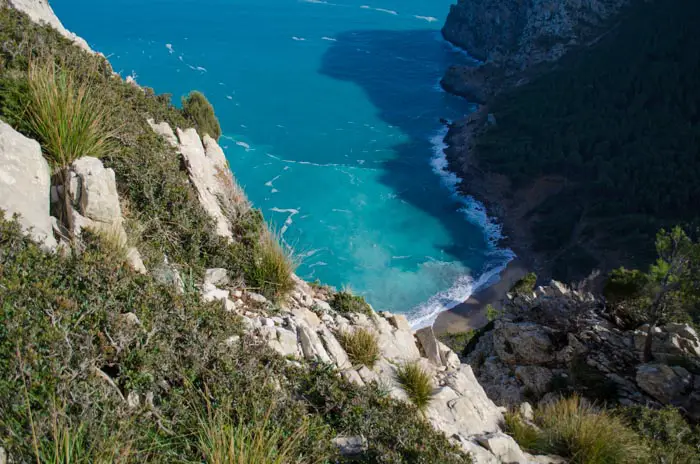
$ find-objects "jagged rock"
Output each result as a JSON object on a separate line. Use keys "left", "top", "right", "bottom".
{"left": 267, "top": 327, "right": 299, "bottom": 357}
{"left": 177, "top": 128, "right": 233, "bottom": 239}
{"left": 291, "top": 307, "right": 321, "bottom": 328}
{"left": 319, "top": 326, "right": 350, "bottom": 369}
{"left": 202, "top": 283, "right": 229, "bottom": 303}
{"left": 126, "top": 247, "right": 147, "bottom": 274}
{"left": 476, "top": 432, "right": 528, "bottom": 464}
{"left": 357, "top": 365, "right": 379, "bottom": 384}
{"left": 71, "top": 157, "right": 122, "bottom": 225}
{"left": 8, "top": 0, "right": 94, "bottom": 52}
{"left": 519, "top": 402, "right": 534, "bottom": 422}
{"left": 147, "top": 119, "right": 178, "bottom": 147}
{"left": 439, "top": 341, "right": 461, "bottom": 370}
{"left": 515, "top": 366, "right": 553, "bottom": 397}
{"left": 298, "top": 325, "right": 331, "bottom": 364}
{"left": 341, "top": 369, "right": 365, "bottom": 387}
{"left": 493, "top": 321, "right": 554, "bottom": 365}
{"left": 332, "top": 435, "right": 368, "bottom": 456}
{"left": 204, "top": 268, "right": 229, "bottom": 287}
{"left": 247, "top": 292, "right": 268, "bottom": 305}
{"left": 388, "top": 314, "right": 412, "bottom": 331}
{"left": 416, "top": 326, "right": 445, "bottom": 366}
{"left": 636, "top": 363, "right": 692, "bottom": 404}
{"left": 0, "top": 120, "right": 57, "bottom": 249}
{"left": 314, "top": 298, "right": 332, "bottom": 312}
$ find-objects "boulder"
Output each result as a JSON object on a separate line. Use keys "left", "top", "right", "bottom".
{"left": 515, "top": 365, "right": 553, "bottom": 397}
{"left": 291, "top": 307, "right": 321, "bottom": 328}
{"left": 341, "top": 369, "right": 365, "bottom": 387}
{"left": 332, "top": 435, "right": 368, "bottom": 456}
{"left": 298, "top": 325, "right": 331, "bottom": 364}
{"left": 147, "top": 119, "right": 178, "bottom": 147}
{"left": 204, "top": 268, "right": 229, "bottom": 287}
{"left": 71, "top": 157, "right": 122, "bottom": 225}
{"left": 476, "top": 432, "right": 528, "bottom": 464}
{"left": 636, "top": 363, "right": 692, "bottom": 404}
{"left": 0, "top": 120, "right": 57, "bottom": 249}
{"left": 493, "top": 321, "right": 554, "bottom": 365}
{"left": 177, "top": 128, "right": 232, "bottom": 239}
{"left": 319, "top": 326, "right": 350, "bottom": 369}
{"left": 416, "top": 326, "right": 444, "bottom": 366}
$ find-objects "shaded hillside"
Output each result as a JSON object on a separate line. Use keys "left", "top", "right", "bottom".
{"left": 469, "top": 0, "right": 700, "bottom": 278}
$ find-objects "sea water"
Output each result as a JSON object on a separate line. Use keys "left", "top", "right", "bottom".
{"left": 52, "top": 0, "right": 513, "bottom": 326}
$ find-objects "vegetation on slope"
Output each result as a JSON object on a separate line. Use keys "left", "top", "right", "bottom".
{"left": 474, "top": 0, "right": 700, "bottom": 278}
{"left": 0, "top": 6, "right": 469, "bottom": 462}
{"left": 182, "top": 90, "right": 222, "bottom": 140}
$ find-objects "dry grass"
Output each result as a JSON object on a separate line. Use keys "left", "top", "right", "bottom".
{"left": 505, "top": 395, "right": 650, "bottom": 464}
{"left": 246, "top": 226, "right": 296, "bottom": 301}
{"left": 396, "top": 363, "right": 433, "bottom": 411}
{"left": 338, "top": 328, "right": 380, "bottom": 368}
{"left": 27, "top": 59, "right": 115, "bottom": 170}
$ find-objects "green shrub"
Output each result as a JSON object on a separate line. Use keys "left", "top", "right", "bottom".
{"left": 505, "top": 395, "right": 649, "bottom": 464}
{"left": 330, "top": 290, "right": 372, "bottom": 316}
{"left": 503, "top": 411, "right": 540, "bottom": 452}
{"left": 338, "top": 328, "right": 380, "bottom": 368}
{"left": 438, "top": 330, "right": 474, "bottom": 356}
{"left": 244, "top": 227, "right": 296, "bottom": 301}
{"left": 396, "top": 363, "right": 433, "bottom": 411}
{"left": 486, "top": 304, "right": 502, "bottom": 321}
{"left": 620, "top": 406, "right": 700, "bottom": 464}
{"left": 26, "top": 59, "right": 115, "bottom": 169}
{"left": 510, "top": 272, "right": 537, "bottom": 296}
{"left": 182, "top": 90, "right": 221, "bottom": 140}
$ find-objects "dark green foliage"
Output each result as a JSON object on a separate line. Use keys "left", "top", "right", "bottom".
{"left": 475, "top": 0, "right": 700, "bottom": 277}
{"left": 619, "top": 406, "right": 700, "bottom": 464}
{"left": 510, "top": 272, "right": 537, "bottom": 296}
{"left": 330, "top": 290, "right": 373, "bottom": 316}
{"left": 438, "top": 330, "right": 474, "bottom": 357}
{"left": 182, "top": 90, "right": 222, "bottom": 140}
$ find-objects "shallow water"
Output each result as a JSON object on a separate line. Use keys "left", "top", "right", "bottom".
{"left": 53, "top": 0, "right": 512, "bottom": 325}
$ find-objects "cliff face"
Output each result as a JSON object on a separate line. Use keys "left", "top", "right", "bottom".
{"left": 442, "top": 0, "right": 628, "bottom": 69}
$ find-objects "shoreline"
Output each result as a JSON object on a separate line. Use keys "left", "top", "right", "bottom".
{"left": 432, "top": 257, "right": 527, "bottom": 335}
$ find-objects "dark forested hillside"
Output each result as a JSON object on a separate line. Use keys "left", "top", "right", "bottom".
{"left": 474, "top": 0, "right": 700, "bottom": 277}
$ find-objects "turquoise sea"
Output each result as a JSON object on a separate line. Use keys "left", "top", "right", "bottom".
{"left": 52, "top": 0, "right": 512, "bottom": 326}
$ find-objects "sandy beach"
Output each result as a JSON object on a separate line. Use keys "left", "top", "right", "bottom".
{"left": 432, "top": 258, "right": 528, "bottom": 335}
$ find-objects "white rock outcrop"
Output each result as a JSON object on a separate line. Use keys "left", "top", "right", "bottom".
{"left": 0, "top": 120, "right": 57, "bottom": 250}
{"left": 7, "top": 0, "right": 94, "bottom": 53}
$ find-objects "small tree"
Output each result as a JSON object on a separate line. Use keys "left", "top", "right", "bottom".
{"left": 182, "top": 91, "right": 221, "bottom": 140}
{"left": 607, "top": 227, "right": 700, "bottom": 362}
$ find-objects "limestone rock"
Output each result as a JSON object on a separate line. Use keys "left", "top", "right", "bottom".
{"left": 126, "top": 247, "right": 147, "bottom": 274}
{"left": 247, "top": 292, "right": 268, "bottom": 305}
{"left": 177, "top": 128, "right": 233, "bottom": 239}
{"left": 71, "top": 157, "right": 122, "bottom": 225}
{"left": 438, "top": 341, "right": 461, "bottom": 370}
{"left": 0, "top": 120, "right": 56, "bottom": 249}
{"left": 515, "top": 365, "right": 553, "bottom": 397}
{"left": 291, "top": 307, "right": 321, "bottom": 328}
{"left": 147, "top": 119, "right": 178, "bottom": 147}
{"left": 519, "top": 402, "right": 534, "bottom": 422}
{"left": 332, "top": 435, "right": 368, "bottom": 456}
{"left": 204, "top": 268, "right": 229, "bottom": 287}
{"left": 341, "top": 369, "right": 365, "bottom": 387}
{"left": 476, "top": 432, "right": 528, "bottom": 464}
{"left": 416, "top": 326, "right": 444, "bottom": 366}
{"left": 636, "top": 363, "right": 692, "bottom": 404}
{"left": 494, "top": 321, "right": 554, "bottom": 365}
{"left": 8, "top": 0, "right": 94, "bottom": 52}
{"left": 298, "top": 325, "right": 331, "bottom": 364}
{"left": 319, "top": 326, "right": 350, "bottom": 369}
{"left": 202, "top": 283, "right": 229, "bottom": 303}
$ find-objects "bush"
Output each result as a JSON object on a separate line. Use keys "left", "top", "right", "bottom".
{"left": 26, "top": 59, "right": 115, "bottom": 169}
{"left": 620, "top": 406, "right": 700, "bottom": 464}
{"left": 330, "top": 290, "right": 372, "bottom": 316}
{"left": 505, "top": 396, "right": 649, "bottom": 464}
{"left": 510, "top": 272, "right": 537, "bottom": 296}
{"left": 337, "top": 328, "right": 380, "bottom": 368}
{"left": 182, "top": 90, "right": 221, "bottom": 140}
{"left": 244, "top": 227, "right": 296, "bottom": 301}
{"left": 396, "top": 363, "right": 433, "bottom": 411}
{"left": 438, "top": 330, "right": 474, "bottom": 357}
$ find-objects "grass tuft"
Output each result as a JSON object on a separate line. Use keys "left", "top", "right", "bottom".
{"left": 396, "top": 363, "right": 433, "bottom": 411}
{"left": 245, "top": 226, "right": 296, "bottom": 301}
{"left": 330, "top": 290, "right": 372, "bottom": 316}
{"left": 338, "top": 328, "right": 380, "bottom": 368}
{"left": 505, "top": 395, "right": 649, "bottom": 464}
{"left": 27, "top": 59, "right": 115, "bottom": 170}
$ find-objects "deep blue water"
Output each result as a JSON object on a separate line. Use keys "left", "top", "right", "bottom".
{"left": 52, "top": 0, "right": 512, "bottom": 326}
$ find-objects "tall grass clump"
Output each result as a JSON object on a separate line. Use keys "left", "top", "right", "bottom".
{"left": 505, "top": 395, "right": 649, "bottom": 464}
{"left": 197, "top": 407, "right": 309, "bottom": 464}
{"left": 245, "top": 227, "right": 296, "bottom": 301}
{"left": 338, "top": 328, "right": 380, "bottom": 368}
{"left": 396, "top": 363, "right": 433, "bottom": 411}
{"left": 182, "top": 90, "right": 221, "bottom": 140}
{"left": 26, "top": 59, "right": 115, "bottom": 235}
{"left": 330, "top": 290, "right": 373, "bottom": 316}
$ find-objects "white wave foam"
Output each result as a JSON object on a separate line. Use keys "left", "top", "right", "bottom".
{"left": 292, "top": 36, "right": 306, "bottom": 41}
{"left": 414, "top": 15, "right": 438, "bottom": 22}
{"left": 270, "top": 207, "right": 300, "bottom": 235}
{"left": 408, "top": 261, "right": 508, "bottom": 329}
{"left": 322, "top": 36, "right": 337, "bottom": 42}
{"left": 235, "top": 141, "right": 251, "bottom": 151}
{"left": 166, "top": 43, "right": 174, "bottom": 53}
{"left": 360, "top": 5, "right": 398, "bottom": 15}
{"left": 265, "top": 174, "right": 281, "bottom": 187}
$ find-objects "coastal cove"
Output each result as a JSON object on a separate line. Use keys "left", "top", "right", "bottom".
{"left": 52, "top": 0, "right": 513, "bottom": 326}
